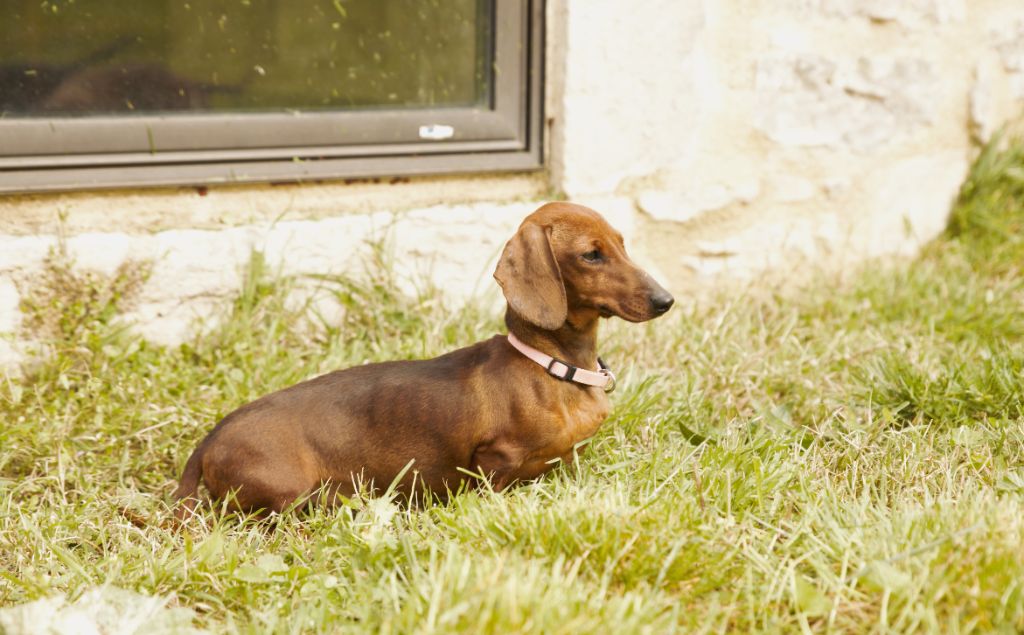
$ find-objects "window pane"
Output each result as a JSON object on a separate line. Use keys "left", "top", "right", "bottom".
{"left": 0, "top": 0, "right": 493, "bottom": 117}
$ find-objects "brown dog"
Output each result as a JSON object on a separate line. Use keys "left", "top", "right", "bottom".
{"left": 173, "top": 202, "right": 673, "bottom": 518}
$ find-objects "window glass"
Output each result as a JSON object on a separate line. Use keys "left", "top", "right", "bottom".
{"left": 0, "top": 0, "right": 492, "bottom": 116}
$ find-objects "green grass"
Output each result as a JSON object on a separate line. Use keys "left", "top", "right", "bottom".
{"left": 2, "top": 139, "right": 1024, "bottom": 633}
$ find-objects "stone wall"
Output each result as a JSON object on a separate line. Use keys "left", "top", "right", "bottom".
{"left": 2, "top": 0, "right": 1023, "bottom": 370}
{"left": 549, "top": 0, "right": 1024, "bottom": 286}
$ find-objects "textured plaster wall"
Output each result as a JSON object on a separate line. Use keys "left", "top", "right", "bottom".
{"left": 2, "top": 0, "right": 1024, "bottom": 370}
{"left": 549, "top": 0, "right": 1024, "bottom": 288}
{"left": 0, "top": 177, "right": 549, "bottom": 368}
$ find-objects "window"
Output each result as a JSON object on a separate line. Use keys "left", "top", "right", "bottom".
{"left": 0, "top": 0, "right": 542, "bottom": 192}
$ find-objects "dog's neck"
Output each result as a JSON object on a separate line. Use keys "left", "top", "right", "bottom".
{"left": 504, "top": 308, "right": 599, "bottom": 370}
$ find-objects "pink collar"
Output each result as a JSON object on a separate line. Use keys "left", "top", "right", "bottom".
{"left": 507, "top": 332, "right": 616, "bottom": 392}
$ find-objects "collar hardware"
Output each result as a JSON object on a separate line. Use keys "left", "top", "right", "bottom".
{"left": 508, "top": 332, "right": 616, "bottom": 392}
{"left": 546, "top": 357, "right": 578, "bottom": 382}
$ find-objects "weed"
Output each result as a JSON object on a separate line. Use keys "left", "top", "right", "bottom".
{"left": 18, "top": 244, "right": 149, "bottom": 352}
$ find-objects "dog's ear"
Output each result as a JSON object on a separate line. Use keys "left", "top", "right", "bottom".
{"left": 494, "top": 222, "right": 567, "bottom": 330}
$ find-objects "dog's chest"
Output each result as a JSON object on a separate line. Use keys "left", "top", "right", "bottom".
{"left": 532, "top": 388, "right": 610, "bottom": 459}
{"left": 564, "top": 390, "right": 609, "bottom": 443}
{"left": 506, "top": 391, "right": 608, "bottom": 482}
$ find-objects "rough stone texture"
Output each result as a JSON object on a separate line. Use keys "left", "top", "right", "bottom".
{"left": 548, "top": 0, "right": 1021, "bottom": 294}
{"left": 637, "top": 170, "right": 762, "bottom": 224}
{"left": 851, "top": 152, "right": 970, "bottom": 258}
{"left": 0, "top": 202, "right": 535, "bottom": 365}
{"left": 0, "top": 173, "right": 546, "bottom": 236}
{"left": 0, "top": 278, "right": 21, "bottom": 368}
{"left": 0, "top": 235, "right": 52, "bottom": 370}
{"left": 754, "top": 53, "right": 939, "bottom": 151}
{"left": 552, "top": 0, "right": 708, "bottom": 196}
{"left": 809, "top": 0, "right": 967, "bottom": 26}
{"left": 0, "top": 279, "right": 18, "bottom": 335}
{"left": 680, "top": 212, "right": 846, "bottom": 280}
{"left": 122, "top": 203, "right": 534, "bottom": 345}
{"left": 992, "top": 14, "right": 1024, "bottom": 99}
{"left": 770, "top": 175, "right": 819, "bottom": 203}
{"left": 971, "top": 59, "right": 999, "bottom": 143}
{"left": 0, "top": 234, "right": 52, "bottom": 273}
{"left": 0, "top": 587, "right": 200, "bottom": 635}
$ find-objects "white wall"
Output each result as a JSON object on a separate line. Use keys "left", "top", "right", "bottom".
{"left": 549, "top": 0, "right": 1024, "bottom": 284}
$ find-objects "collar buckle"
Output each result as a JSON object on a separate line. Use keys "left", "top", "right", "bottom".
{"left": 597, "top": 357, "right": 616, "bottom": 393}
{"left": 545, "top": 357, "right": 578, "bottom": 382}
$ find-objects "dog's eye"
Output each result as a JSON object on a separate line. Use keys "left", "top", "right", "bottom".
{"left": 581, "top": 249, "right": 603, "bottom": 263}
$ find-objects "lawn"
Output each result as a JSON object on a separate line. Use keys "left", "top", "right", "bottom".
{"left": 1, "top": 139, "right": 1023, "bottom": 633}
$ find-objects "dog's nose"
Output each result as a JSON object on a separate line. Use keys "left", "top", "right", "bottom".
{"left": 650, "top": 291, "right": 675, "bottom": 315}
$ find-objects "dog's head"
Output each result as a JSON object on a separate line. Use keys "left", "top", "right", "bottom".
{"left": 494, "top": 202, "right": 674, "bottom": 330}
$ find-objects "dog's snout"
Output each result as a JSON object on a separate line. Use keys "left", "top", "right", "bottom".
{"left": 650, "top": 291, "right": 675, "bottom": 315}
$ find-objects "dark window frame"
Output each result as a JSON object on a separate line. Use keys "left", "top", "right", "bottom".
{"left": 0, "top": 0, "right": 543, "bottom": 193}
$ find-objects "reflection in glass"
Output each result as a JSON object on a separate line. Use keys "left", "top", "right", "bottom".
{"left": 0, "top": 0, "right": 492, "bottom": 116}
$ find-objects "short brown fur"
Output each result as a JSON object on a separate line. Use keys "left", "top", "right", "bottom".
{"left": 173, "top": 202, "right": 673, "bottom": 519}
